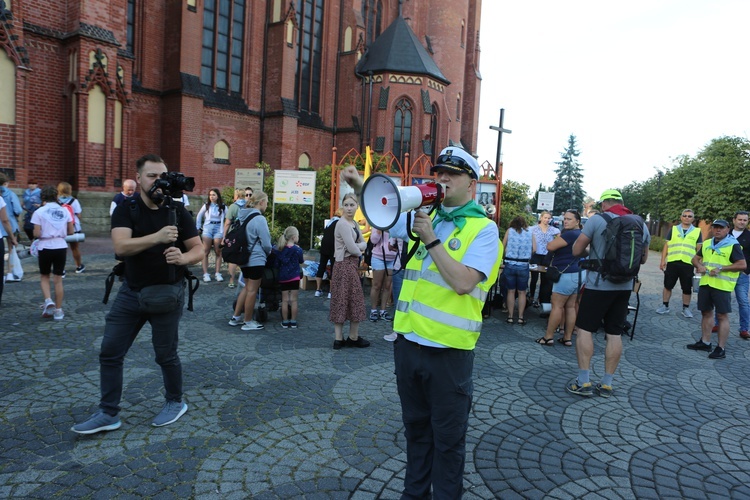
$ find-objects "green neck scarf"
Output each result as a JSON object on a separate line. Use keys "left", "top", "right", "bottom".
{"left": 434, "top": 200, "right": 487, "bottom": 232}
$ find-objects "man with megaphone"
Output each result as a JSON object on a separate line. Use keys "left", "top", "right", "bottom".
{"left": 343, "top": 146, "right": 502, "bottom": 499}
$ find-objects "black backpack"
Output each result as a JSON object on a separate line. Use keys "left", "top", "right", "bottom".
{"left": 222, "top": 213, "right": 260, "bottom": 265}
{"left": 597, "top": 212, "right": 645, "bottom": 283}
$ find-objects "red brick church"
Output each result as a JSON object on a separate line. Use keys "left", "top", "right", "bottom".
{"left": 0, "top": 0, "right": 484, "bottom": 194}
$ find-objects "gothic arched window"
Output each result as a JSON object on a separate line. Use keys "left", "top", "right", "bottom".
{"left": 393, "top": 98, "right": 413, "bottom": 165}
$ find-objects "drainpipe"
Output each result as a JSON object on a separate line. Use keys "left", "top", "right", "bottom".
{"left": 259, "top": 0, "right": 271, "bottom": 162}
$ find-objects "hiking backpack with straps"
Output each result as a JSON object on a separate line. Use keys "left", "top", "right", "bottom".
{"left": 595, "top": 212, "right": 646, "bottom": 283}
{"left": 222, "top": 212, "right": 260, "bottom": 265}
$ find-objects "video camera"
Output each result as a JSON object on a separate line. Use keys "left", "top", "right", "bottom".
{"left": 153, "top": 172, "right": 195, "bottom": 199}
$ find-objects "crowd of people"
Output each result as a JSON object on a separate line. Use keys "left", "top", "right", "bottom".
{"left": 3, "top": 148, "right": 749, "bottom": 499}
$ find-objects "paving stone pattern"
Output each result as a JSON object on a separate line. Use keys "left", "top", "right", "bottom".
{"left": 2, "top": 239, "right": 750, "bottom": 499}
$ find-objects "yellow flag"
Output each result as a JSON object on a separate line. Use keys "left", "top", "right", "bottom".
{"left": 364, "top": 145, "right": 372, "bottom": 179}
{"left": 356, "top": 146, "right": 373, "bottom": 238}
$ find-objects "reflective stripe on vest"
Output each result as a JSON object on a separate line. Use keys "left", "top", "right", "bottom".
{"left": 667, "top": 226, "right": 701, "bottom": 264}
{"left": 393, "top": 216, "right": 501, "bottom": 350}
{"left": 700, "top": 245, "right": 739, "bottom": 292}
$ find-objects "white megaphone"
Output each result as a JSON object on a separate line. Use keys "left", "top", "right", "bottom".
{"left": 360, "top": 174, "right": 444, "bottom": 230}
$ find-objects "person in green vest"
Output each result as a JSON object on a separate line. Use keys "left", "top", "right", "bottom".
{"left": 342, "top": 146, "right": 502, "bottom": 499}
{"left": 657, "top": 209, "right": 703, "bottom": 318}
{"left": 688, "top": 219, "right": 747, "bottom": 359}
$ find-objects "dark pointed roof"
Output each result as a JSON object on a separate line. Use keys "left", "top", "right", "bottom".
{"left": 356, "top": 16, "right": 450, "bottom": 85}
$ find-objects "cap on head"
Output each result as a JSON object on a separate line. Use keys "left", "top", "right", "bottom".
{"left": 431, "top": 147, "right": 480, "bottom": 179}
{"left": 598, "top": 189, "right": 623, "bottom": 204}
{"left": 711, "top": 219, "right": 730, "bottom": 228}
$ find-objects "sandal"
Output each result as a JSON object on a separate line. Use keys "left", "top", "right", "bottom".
{"left": 535, "top": 337, "right": 554, "bottom": 346}
{"left": 517, "top": 318, "right": 526, "bottom": 326}
{"left": 557, "top": 337, "right": 573, "bottom": 347}
{"left": 506, "top": 317, "right": 515, "bottom": 324}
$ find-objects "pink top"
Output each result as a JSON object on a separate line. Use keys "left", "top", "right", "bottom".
{"left": 369, "top": 229, "right": 398, "bottom": 262}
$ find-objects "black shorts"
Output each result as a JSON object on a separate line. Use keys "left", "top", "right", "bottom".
{"left": 279, "top": 280, "right": 299, "bottom": 292}
{"left": 575, "top": 288, "right": 632, "bottom": 336}
{"left": 664, "top": 261, "right": 694, "bottom": 293}
{"left": 240, "top": 266, "right": 265, "bottom": 281}
{"left": 697, "top": 285, "right": 732, "bottom": 314}
{"left": 38, "top": 248, "right": 67, "bottom": 276}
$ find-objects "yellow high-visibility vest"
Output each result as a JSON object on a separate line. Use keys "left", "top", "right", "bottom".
{"left": 393, "top": 216, "right": 501, "bottom": 350}
{"left": 667, "top": 225, "right": 701, "bottom": 265}
{"left": 700, "top": 241, "right": 739, "bottom": 292}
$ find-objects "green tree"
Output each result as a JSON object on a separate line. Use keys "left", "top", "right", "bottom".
{"left": 552, "top": 135, "right": 586, "bottom": 213}
{"left": 499, "top": 179, "right": 533, "bottom": 238}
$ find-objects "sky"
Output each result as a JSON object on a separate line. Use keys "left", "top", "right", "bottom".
{"left": 475, "top": 0, "right": 750, "bottom": 202}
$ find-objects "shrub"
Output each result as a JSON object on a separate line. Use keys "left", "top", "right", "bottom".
{"left": 649, "top": 236, "right": 665, "bottom": 252}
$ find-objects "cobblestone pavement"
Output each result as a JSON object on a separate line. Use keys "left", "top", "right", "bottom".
{"left": 2, "top": 238, "right": 750, "bottom": 499}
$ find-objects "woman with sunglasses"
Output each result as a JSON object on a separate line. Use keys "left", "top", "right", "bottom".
{"left": 536, "top": 209, "right": 585, "bottom": 346}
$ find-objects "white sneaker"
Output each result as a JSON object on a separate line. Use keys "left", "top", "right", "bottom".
{"left": 203, "top": 273, "right": 211, "bottom": 282}
{"left": 327, "top": 292, "right": 331, "bottom": 299}
{"left": 214, "top": 273, "right": 224, "bottom": 282}
{"left": 314, "top": 290, "right": 322, "bottom": 297}
{"left": 5, "top": 274, "right": 20, "bottom": 282}
{"left": 682, "top": 308, "right": 694, "bottom": 318}
{"left": 383, "top": 332, "right": 398, "bottom": 342}
{"left": 41, "top": 299, "right": 55, "bottom": 318}
{"left": 53, "top": 308, "right": 64, "bottom": 321}
{"left": 228, "top": 316, "right": 244, "bottom": 326}
{"left": 241, "top": 321, "right": 264, "bottom": 331}
{"left": 655, "top": 304, "right": 670, "bottom": 314}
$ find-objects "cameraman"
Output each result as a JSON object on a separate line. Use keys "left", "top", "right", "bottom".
{"left": 72, "top": 154, "right": 202, "bottom": 435}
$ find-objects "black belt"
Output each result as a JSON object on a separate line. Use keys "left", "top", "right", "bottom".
{"left": 207, "top": 221, "right": 220, "bottom": 224}
{"left": 504, "top": 257, "right": 530, "bottom": 262}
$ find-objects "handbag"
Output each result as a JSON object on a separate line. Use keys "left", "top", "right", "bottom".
{"left": 546, "top": 253, "right": 572, "bottom": 284}
{"left": 138, "top": 282, "right": 185, "bottom": 314}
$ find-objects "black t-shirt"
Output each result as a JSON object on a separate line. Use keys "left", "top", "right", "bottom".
{"left": 111, "top": 198, "right": 198, "bottom": 290}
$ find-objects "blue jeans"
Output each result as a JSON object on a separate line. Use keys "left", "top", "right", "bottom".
{"left": 392, "top": 269, "right": 404, "bottom": 304}
{"left": 736, "top": 273, "right": 750, "bottom": 332}
{"left": 99, "top": 281, "right": 184, "bottom": 416}
{"left": 394, "top": 336, "right": 473, "bottom": 499}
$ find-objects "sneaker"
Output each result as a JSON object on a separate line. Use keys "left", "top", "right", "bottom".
{"left": 379, "top": 310, "right": 393, "bottom": 321}
{"left": 565, "top": 379, "right": 593, "bottom": 397}
{"left": 595, "top": 383, "right": 613, "bottom": 398}
{"left": 687, "top": 340, "right": 712, "bottom": 351}
{"left": 41, "top": 299, "right": 55, "bottom": 318}
{"left": 71, "top": 410, "right": 121, "bottom": 435}
{"left": 5, "top": 273, "right": 20, "bottom": 282}
{"left": 281, "top": 320, "right": 290, "bottom": 329}
{"left": 315, "top": 290, "right": 323, "bottom": 297}
{"left": 228, "top": 316, "right": 244, "bottom": 326}
{"left": 655, "top": 304, "right": 670, "bottom": 314}
{"left": 203, "top": 273, "right": 211, "bottom": 282}
{"left": 289, "top": 320, "right": 297, "bottom": 329}
{"left": 369, "top": 310, "right": 379, "bottom": 322}
{"left": 214, "top": 273, "right": 223, "bottom": 282}
{"left": 333, "top": 340, "right": 346, "bottom": 350}
{"left": 227, "top": 282, "right": 236, "bottom": 289}
{"left": 741, "top": 331, "right": 750, "bottom": 340}
{"left": 681, "top": 308, "right": 694, "bottom": 318}
{"left": 53, "top": 308, "right": 64, "bottom": 321}
{"left": 383, "top": 332, "right": 398, "bottom": 342}
{"left": 75, "top": 265, "right": 86, "bottom": 274}
{"left": 346, "top": 336, "right": 371, "bottom": 348}
{"left": 708, "top": 346, "right": 726, "bottom": 359}
{"left": 327, "top": 292, "right": 331, "bottom": 299}
{"left": 152, "top": 401, "right": 188, "bottom": 427}
{"left": 711, "top": 325, "right": 718, "bottom": 333}
{"left": 241, "top": 321, "right": 264, "bottom": 331}
{"left": 61, "top": 270, "right": 66, "bottom": 279}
